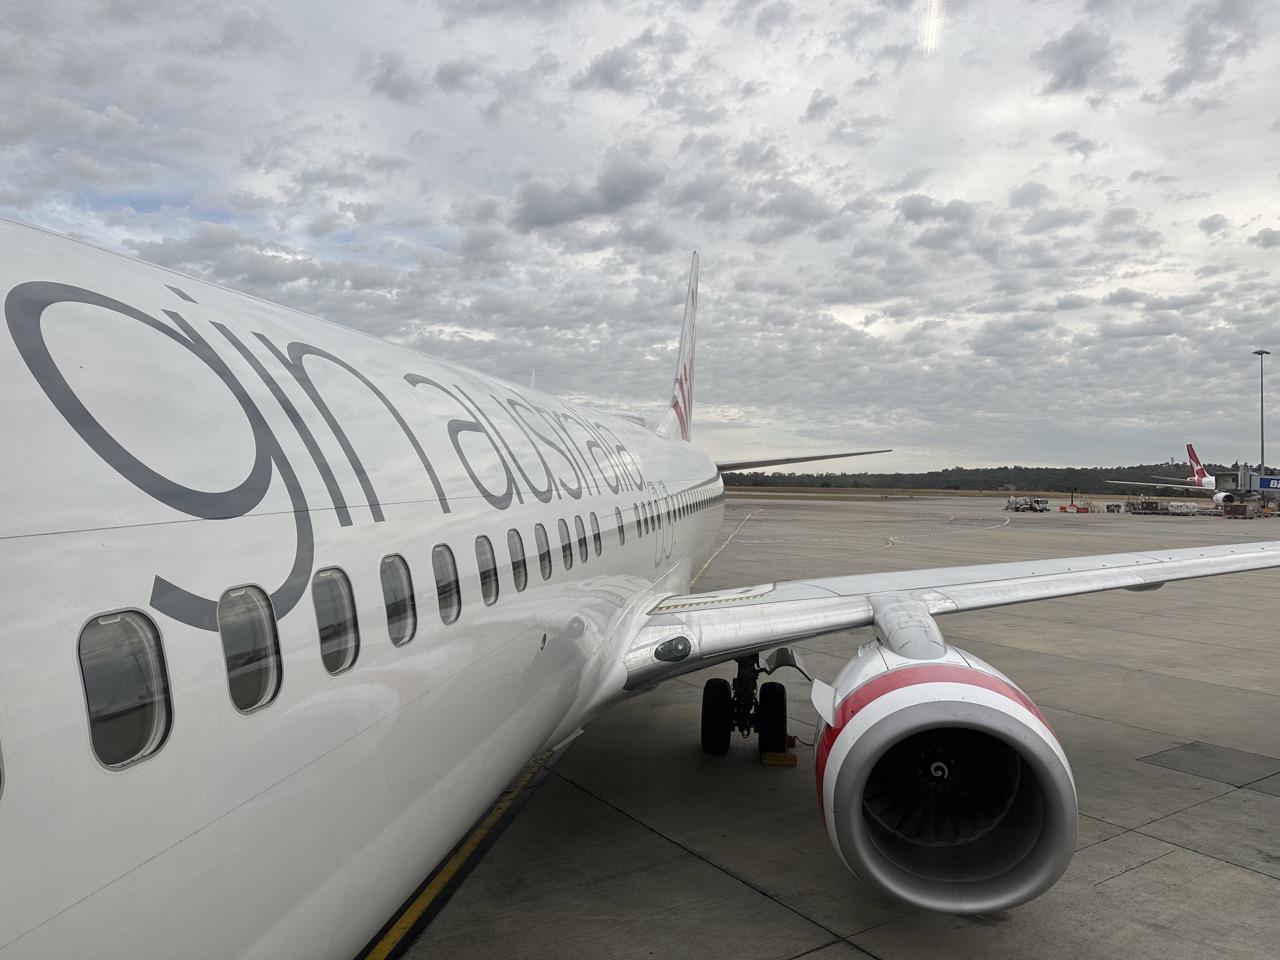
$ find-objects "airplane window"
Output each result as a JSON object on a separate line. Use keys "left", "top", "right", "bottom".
{"left": 614, "top": 507, "right": 625, "bottom": 545}
{"left": 642, "top": 502, "right": 650, "bottom": 534}
{"left": 380, "top": 555, "right": 417, "bottom": 647}
{"left": 432, "top": 545, "right": 462, "bottom": 624}
{"left": 476, "top": 535, "right": 500, "bottom": 606}
{"left": 535, "top": 523, "right": 553, "bottom": 580}
{"left": 633, "top": 505, "right": 642, "bottom": 536}
{"left": 78, "top": 610, "right": 172, "bottom": 768}
{"left": 574, "top": 515, "right": 588, "bottom": 562}
{"left": 558, "top": 519, "right": 574, "bottom": 570}
{"left": 508, "top": 529, "right": 529, "bottom": 593}
{"left": 654, "top": 500, "right": 661, "bottom": 529}
{"left": 313, "top": 568, "right": 359, "bottom": 675}
{"left": 590, "top": 513, "right": 602, "bottom": 556}
{"left": 217, "top": 586, "right": 281, "bottom": 713}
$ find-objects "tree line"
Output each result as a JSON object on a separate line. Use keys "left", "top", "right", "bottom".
{"left": 722, "top": 461, "right": 1232, "bottom": 495}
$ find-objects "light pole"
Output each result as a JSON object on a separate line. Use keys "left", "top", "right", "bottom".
{"left": 1254, "top": 349, "right": 1270, "bottom": 474}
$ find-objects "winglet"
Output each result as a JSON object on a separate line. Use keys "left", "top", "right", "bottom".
{"left": 657, "top": 252, "right": 698, "bottom": 441}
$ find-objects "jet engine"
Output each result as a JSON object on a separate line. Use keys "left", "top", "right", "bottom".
{"left": 812, "top": 598, "right": 1077, "bottom": 914}
{"left": 1212, "top": 491, "right": 1236, "bottom": 505}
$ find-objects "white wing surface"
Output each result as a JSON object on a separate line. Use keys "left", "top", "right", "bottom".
{"left": 622, "top": 540, "right": 1280, "bottom": 689}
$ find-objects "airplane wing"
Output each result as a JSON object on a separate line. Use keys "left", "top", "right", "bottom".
{"left": 716, "top": 449, "right": 892, "bottom": 472}
{"left": 1104, "top": 479, "right": 1207, "bottom": 494}
{"left": 622, "top": 539, "right": 1280, "bottom": 689}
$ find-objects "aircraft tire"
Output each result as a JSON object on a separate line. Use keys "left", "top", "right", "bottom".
{"left": 757, "top": 681, "right": 787, "bottom": 755}
{"left": 700, "top": 678, "right": 732, "bottom": 754}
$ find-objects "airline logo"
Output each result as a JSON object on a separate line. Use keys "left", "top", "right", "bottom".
{"left": 1188, "top": 444, "right": 1208, "bottom": 483}
{"left": 6, "top": 280, "right": 649, "bottom": 631}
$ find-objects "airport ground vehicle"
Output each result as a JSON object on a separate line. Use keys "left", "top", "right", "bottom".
{"left": 1005, "top": 496, "right": 1050, "bottom": 512}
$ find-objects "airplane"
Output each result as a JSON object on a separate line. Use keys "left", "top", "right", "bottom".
{"left": 5, "top": 217, "right": 1280, "bottom": 957}
{"left": 1105, "top": 443, "right": 1239, "bottom": 503}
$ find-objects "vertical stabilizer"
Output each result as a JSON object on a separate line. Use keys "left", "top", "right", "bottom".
{"left": 1188, "top": 443, "right": 1208, "bottom": 485}
{"left": 657, "top": 252, "right": 698, "bottom": 440}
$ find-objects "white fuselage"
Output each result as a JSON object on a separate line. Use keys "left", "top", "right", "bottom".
{"left": 0, "top": 221, "right": 724, "bottom": 958}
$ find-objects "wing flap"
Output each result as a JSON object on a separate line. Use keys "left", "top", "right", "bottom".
{"left": 623, "top": 540, "right": 1280, "bottom": 689}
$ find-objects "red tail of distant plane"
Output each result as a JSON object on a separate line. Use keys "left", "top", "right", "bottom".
{"left": 1188, "top": 443, "right": 1208, "bottom": 485}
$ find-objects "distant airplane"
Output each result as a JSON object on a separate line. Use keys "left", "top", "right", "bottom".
{"left": 1150, "top": 443, "right": 1214, "bottom": 488}
{"left": 1106, "top": 443, "right": 1237, "bottom": 502}
{"left": 6, "top": 219, "right": 1280, "bottom": 957}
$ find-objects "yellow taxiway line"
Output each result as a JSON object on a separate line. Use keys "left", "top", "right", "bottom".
{"left": 362, "top": 757, "right": 549, "bottom": 960}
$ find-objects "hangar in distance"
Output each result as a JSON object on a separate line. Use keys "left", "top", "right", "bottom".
{"left": 5, "top": 218, "right": 1280, "bottom": 956}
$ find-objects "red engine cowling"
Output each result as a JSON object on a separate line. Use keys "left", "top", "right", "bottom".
{"left": 814, "top": 644, "right": 1077, "bottom": 914}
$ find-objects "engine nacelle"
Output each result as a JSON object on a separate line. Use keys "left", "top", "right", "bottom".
{"left": 814, "top": 642, "right": 1077, "bottom": 914}
{"left": 1213, "top": 491, "right": 1236, "bottom": 505}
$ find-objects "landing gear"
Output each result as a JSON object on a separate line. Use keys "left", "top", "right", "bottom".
{"left": 700, "top": 677, "right": 732, "bottom": 754}
{"left": 756, "top": 681, "right": 787, "bottom": 755}
{"left": 699, "top": 655, "right": 790, "bottom": 755}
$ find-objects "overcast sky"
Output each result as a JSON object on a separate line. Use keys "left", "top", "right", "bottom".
{"left": 3, "top": 0, "right": 1279, "bottom": 472}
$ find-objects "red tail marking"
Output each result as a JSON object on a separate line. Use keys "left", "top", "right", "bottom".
{"left": 1188, "top": 443, "right": 1207, "bottom": 484}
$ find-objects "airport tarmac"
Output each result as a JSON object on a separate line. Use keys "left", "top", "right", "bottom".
{"left": 382, "top": 495, "right": 1280, "bottom": 960}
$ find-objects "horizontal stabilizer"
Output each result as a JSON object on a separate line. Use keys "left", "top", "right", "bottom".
{"left": 717, "top": 449, "right": 891, "bottom": 472}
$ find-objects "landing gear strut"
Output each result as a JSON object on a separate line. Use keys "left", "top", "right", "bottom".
{"left": 699, "top": 654, "right": 789, "bottom": 755}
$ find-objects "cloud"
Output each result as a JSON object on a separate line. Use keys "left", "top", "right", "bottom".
{"left": 1008, "top": 181, "right": 1054, "bottom": 208}
{"left": 1055, "top": 294, "right": 1093, "bottom": 310}
{"left": 510, "top": 152, "right": 666, "bottom": 232}
{"left": 5, "top": 0, "right": 1280, "bottom": 472}
{"left": 802, "top": 88, "right": 838, "bottom": 122}
{"left": 1105, "top": 287, "right": 1146, "bottom": 305}
{"left": 1249, "top": 228, "right": 1280, "bottom": 248}
{"left": 434, "top": 59, "right": 485, "bottom": 93}
{"left": 1032, "top": 24, "right": 1130, "bottom": 96}
{"left": 1161, "top": 0, "right": 1259, "bottom": 97}
{"left": 364, "top": 51, "right": 430, "bottom": 104}
{"left": 1198, "top": 213, "right": 1229, "bottom": 234}
{"left": 882, "top": 168, "right": 933, "bottom": 193}
{"left": 1143, "top": 291, "right": 1214, "bottom": 312}
{"left": 898, "top": 194, "right": 977, "bottom": 224}
{"left": 1022, "top": 207, "right": 1090, "bottom": 235}
{"left": 574, "top": 46, "right": 644, "bottom": 93}
{"left": 571, "top": 24, "right": 689, "bottom": 95}
{"left": 437, "top": 0, "right": 587, "bottom": 22}
{"left": 1051, "top": 130, "right": 1101, "bottom": 158}
{"left": 1097, "top": 207, "right": 1160, "bottom": 246}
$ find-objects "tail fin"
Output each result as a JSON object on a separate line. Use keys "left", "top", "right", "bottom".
{"left": 657, "top": 252, "right": 698, "bottom": 441}
{"left": 1188, "top": 443, "right": 1208, "bottom": 485}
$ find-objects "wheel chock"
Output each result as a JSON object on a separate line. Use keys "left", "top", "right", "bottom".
{"left": 760, "top": 752, "right": 797, "bottom": 766}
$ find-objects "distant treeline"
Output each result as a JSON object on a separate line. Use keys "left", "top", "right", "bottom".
{"left": 722, "top": 462, "right": 1233, "bottom": 495}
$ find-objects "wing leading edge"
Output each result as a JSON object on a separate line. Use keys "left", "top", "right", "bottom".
{"left": 716, "top": 449, "right": 892, "bottom": 472}
{"left": 622, "top": 539, "right": 1280, "bottom": 689}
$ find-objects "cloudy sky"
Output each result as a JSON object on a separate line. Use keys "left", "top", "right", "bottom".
{"left": 3, "top": 0, "right": 1278, "bottom": 472}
